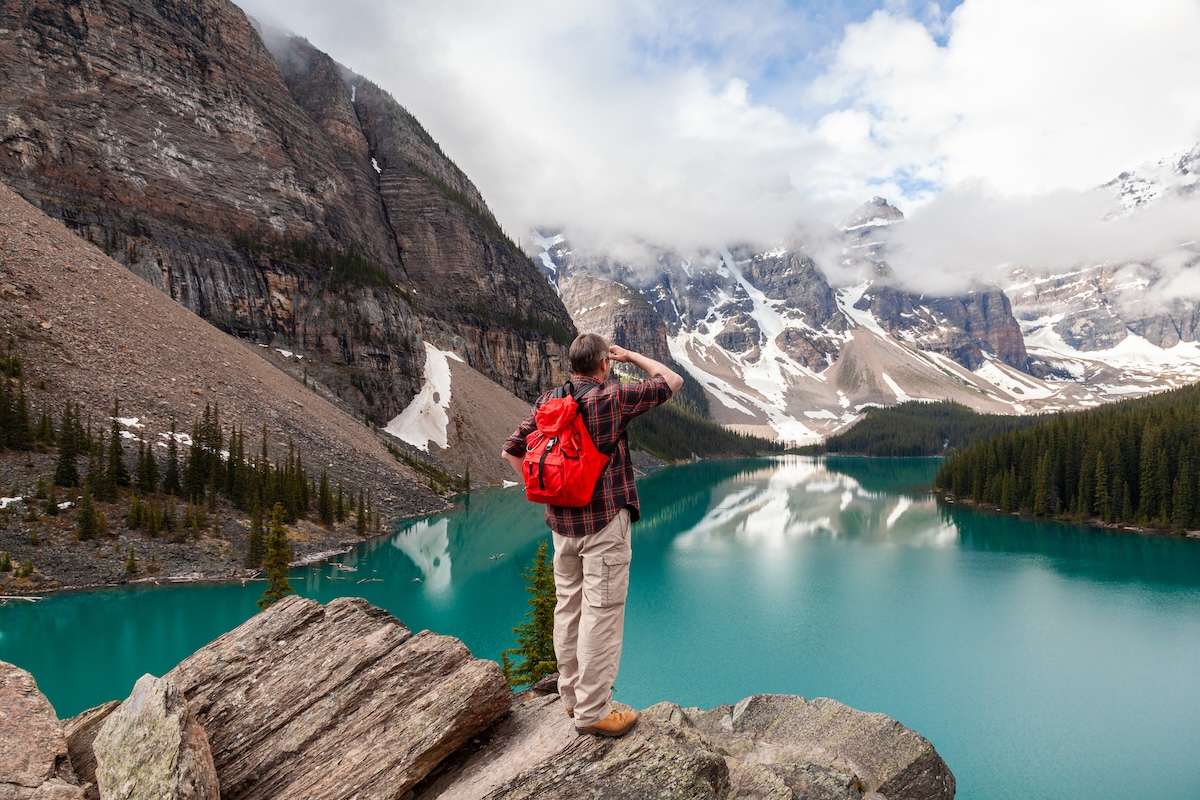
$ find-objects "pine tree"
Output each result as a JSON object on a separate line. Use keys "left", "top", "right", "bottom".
{"left": 6, "top": 382, "right": 33, "bottom": 451}
{"left": 125, "top": 546, "right": 138, "bottom": 574}
{"left": 45, "top": 483, "right": 59, "bottom": 517}
{"left": 146, "top": 500, "right": 161, "bottom": 538}
{"left": 335, "top": 482, "right": 346, "bottom": 523}
{"left": 355, "top": 488, "right": 367, "bottom": 535}
{"left": 162, "top": 422, "right": 181, "bottom": 496}
{"left": 1093, "top": 451, "right": 1110, "bottom": 522}
{"left": 1172, "top": 459, "right": 1193, "bottom": 532}
{"left": 258, "top": 503, "right": 294, "bottom": 610}
{"left": 246, "top": 500, "right": 265, "bottom": 568}
{"left": 76, "top": 483, "right": 100, "bottom": 541}
{"left": 54, "top": 440, "right": 79, "bottom": 488}
{"left": 128, "top": 493, "right": 143, "bottom": 530}
{"left": 108, "top": 402, "right": 131, "bottom": 491}
{"left": 318, "top": 470, "right": 334, "bottom": 527}
{"left": 183, "top": 417, "right": 206, "bottom": 502}
{"left": 501, "top": 540, "right": 557, "bottom": 689}
{"left": 35, "top": 405, "right": 54, "bottom": 447}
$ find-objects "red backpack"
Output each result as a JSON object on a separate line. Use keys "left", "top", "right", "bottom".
{"left": 523, "top": 381, "right": 611, "bottom": 507}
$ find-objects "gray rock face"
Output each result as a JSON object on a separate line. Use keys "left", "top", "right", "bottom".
{"left": 92, "top": 676, "right": 218, "bottom": 800}
{"left": 856, "top": 283, "right": 1029, "bottom": 371}
{"left": 62, "top": 702, "right": 121, "bottom": 800}
{"left": 0, "top": 662, "right": 85, "bottom": 800}
{"left": 560, "top": 275, "right": 672, "bottom": 364}
{"left": 411, "top": 692, "right": 953, "bottom": 800}
{"left": 164, "top": 595, "right": 511, "bottom": 800}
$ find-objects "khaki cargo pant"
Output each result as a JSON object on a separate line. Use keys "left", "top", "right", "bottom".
{"left": 552, "top": 508, "right": 632, "bottom": 727}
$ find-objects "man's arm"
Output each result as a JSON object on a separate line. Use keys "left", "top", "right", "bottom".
{"left": 502, "top": 405, "right": 539, "bottom": 477}
{"left": 608, "top": 345, "right": 684, "bottom": 395}
{"left": 502, "top": 449, "right": 524, "bottom": 477}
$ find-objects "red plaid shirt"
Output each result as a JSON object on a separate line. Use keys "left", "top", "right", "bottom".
{"left": 504, "top": 374, "right": 673, "bottom": 536}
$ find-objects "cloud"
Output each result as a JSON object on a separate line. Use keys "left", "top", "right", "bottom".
{"left": 815, "top": 0, "right": 1200, "bottom": 200}
{"left": 232, "top": 0, "right": 1200, "bottom": 280}
{"left": 885, "top": 182, "right": 1200, "bottom": 295}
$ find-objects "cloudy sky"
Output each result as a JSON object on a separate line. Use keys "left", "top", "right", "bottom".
{"left": 236, "top": 0, "right": 1200, "bottom": 286}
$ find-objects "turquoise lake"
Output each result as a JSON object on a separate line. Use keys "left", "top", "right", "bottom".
{"left": 4, "top": 455, "right": 1200, "bottom": 799}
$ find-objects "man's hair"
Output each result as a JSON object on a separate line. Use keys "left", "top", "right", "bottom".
{"left": 570, "top": 333, "right": 610, "bottom": 375}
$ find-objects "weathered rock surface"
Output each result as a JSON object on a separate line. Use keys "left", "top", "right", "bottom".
{"left": 2, "top": 602, "right": 955, "bottom": 800}
{"left": 680, "top": 694, "right": 955, "bottom": 800}
{"left": 409, "top": 690, "right": 953, "bottom": 800}
{"left": 92, "top": 676, "right": 218, "bottom": 800}
{"left": 62, "top": 702, "right": 120, "bottom": 800}
{"left": 0, "top": 662, "right": 85, "bottom": 800}
{"left": 164, "top": 595, "right": 512, "bottom": 800}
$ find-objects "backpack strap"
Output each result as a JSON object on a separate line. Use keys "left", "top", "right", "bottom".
{"left": 563, "top": 379, "right": 619, "bottom": 457}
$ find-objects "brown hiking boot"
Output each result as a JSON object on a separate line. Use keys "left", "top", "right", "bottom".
{"left": 565, "top": 707, "right": 574, "bottom": 718}
{"left": 575, "top": 710, "right": 639, "bottom": 738}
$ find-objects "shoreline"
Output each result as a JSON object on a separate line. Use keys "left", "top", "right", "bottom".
{"left": 0, "top": 500, "right": 448, "bottom": 598}
{"left": 937, "top": 494, "right": 1200, "bottom": 539}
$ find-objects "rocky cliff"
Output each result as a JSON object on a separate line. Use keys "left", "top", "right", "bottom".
{"left": 853, "top": 282, "right": 1029, "bottom": 371}
{"left": 0, "top": 596, "right": 956, "bottom": 800}
{"left": 559, "top": 274, "right": 672, "bottom": 364}
{"left": 0, "top": 0, "right": 573, "bottom": 423}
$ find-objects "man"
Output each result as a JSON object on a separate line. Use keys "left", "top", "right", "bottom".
{"left": 502, "top": 333, "right": 683, "bottom": 737}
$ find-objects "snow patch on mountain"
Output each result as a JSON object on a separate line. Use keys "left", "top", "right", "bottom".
{"left": 384, "top": 342, "right": 464, "bottom": 452}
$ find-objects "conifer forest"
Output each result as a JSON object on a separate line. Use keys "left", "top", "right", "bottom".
{"left": 935, "top": 382, "right": 1200, "bottom": 531}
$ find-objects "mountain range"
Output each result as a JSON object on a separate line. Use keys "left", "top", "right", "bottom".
{"left": 1, "top": 0, "right": 1197, "bottom": 462}
{"left": 536, "top": 145, "right": 1200, "bottom": 445}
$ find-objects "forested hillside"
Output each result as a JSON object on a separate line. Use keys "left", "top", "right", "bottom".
{"left": 935, "top": 383, "right": 1200, "bottom": 531}
{"left": 809, "top": 401, "right": 1039, "bottom": 457}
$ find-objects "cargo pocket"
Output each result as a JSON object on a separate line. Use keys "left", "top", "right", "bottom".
{"left": 600, "top": 554, "right": 631, "bottom": 608}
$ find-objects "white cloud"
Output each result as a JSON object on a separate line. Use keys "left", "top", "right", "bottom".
{"left": 233, "top": 0, "right": 1200, "bottom": 276}
{"left": 816, "top": 0, "right": 1200, "bottom": 200}
{"left": 886, "top": 183, "right": 1200, "bottom": 294}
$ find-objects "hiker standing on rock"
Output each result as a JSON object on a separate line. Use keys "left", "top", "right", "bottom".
{"left": 502, "top": 333, "right": 682, "bottom": 737}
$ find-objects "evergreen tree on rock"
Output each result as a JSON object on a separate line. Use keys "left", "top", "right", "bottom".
{"left": 258, "top": 503, "right": 294, "bottom": 610}
{"left": 501, "top": 539, "right": 557, "bottom": 689}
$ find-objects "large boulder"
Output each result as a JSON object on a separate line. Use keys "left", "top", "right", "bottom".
{"left": 92, "top": 676, "right": 218, "bottom": 800}
{"left": 164, "top": 595, "right": 511, "bottom": 800}
{"left": 62, "top": 702, "right": 120, "bottom": 800}
{"left": 678, "top": 694, "right": 955, "bottom": 800}
{"left": 0, "top": 661, "right": 85, "bottom": 800}
{"left": 408, "top": 692, "right": 954, "bottom": 800}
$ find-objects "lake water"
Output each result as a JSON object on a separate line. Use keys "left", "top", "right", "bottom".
{"left": 4, "top": 456, "right": 1200, "bottom": 800}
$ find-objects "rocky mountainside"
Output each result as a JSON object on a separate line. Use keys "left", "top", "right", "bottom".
{"left": 0, "top": 180, "right": 451, "bottom": 590}
{"left": 1, "top": 595, "right": 956, "bottom": 800}
{"left": 0, "top": 0, "right": 573, "bottom": 426}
